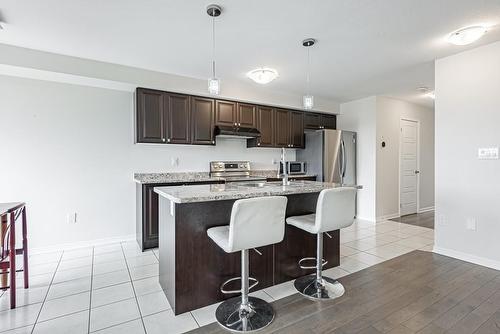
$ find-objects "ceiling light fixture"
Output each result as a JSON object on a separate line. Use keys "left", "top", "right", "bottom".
{"left": 447, "top": 25, "right": 488, "bottom": 45}
{"left": 302, "top": 38, "right": 316, "bottom": 110}
{"left": 246, "top": 68, "right": 279, "bottom": 84}
{"left": 207, "top": 4, "right": 222, "bottom": 95}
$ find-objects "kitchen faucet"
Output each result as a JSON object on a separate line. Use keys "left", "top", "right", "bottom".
{"left": 281, "top": 147, "right": 289, "bottom": 186}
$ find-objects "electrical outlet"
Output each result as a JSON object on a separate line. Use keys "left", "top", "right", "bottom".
{"left": 466, "top": 218, "right": 477, "bottom": 231}
{"left": 437, "top": 214, "right": 447, "bottom": 226}
{"left": 67, "top": 213, "right": 77, "bottom": 224}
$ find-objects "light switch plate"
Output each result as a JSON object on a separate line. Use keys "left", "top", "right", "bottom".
{"left": 478, "top": 147, "right": 499, "bottom": 160}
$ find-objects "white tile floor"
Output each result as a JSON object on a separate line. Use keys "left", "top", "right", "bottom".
{"left": 0, "top": 219, "right": 434, "bottom": 334}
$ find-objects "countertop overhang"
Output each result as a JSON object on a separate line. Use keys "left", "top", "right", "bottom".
{"left": 154, "top": 180, "right": 361, "bottom": 203}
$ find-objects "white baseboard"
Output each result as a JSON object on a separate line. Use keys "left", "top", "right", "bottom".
{"left": 433, "top": 246, "right": 500, "bottom": 271}
{"left": 418, "top": 206, "right": 435, "bottom": 213}
{"left": 376, "top": 213, "right": 400, "bottom": 222}
{"left": 31, "top": 234, "right": 137, "bottom": 255}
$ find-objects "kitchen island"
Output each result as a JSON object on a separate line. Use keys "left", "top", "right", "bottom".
{"left": 154, "top": 181, "right": 355, "bottom": 315}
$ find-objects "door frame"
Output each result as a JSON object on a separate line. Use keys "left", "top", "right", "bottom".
{"left": 398, "top": 117, "right": 421, "bottom": 217}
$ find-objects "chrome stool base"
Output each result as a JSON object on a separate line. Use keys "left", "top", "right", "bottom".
{"left": 215, "top": 296, "right": 274, "bottom": 332}
{"left": 294, "top": 274, "right": 345, "bottom": 300}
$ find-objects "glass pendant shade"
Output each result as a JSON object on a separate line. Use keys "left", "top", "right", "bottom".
{"left": 208, "top": 78, "right": 220, "bottom": 95}
{"left": 303, "top": 95, "right": 314, "bottom": 110}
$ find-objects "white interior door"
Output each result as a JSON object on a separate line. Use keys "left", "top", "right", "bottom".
{"left": 400, "top": 119, "right": 419, "bottom": 216}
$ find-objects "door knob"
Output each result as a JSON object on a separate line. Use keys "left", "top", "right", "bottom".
{"left": 414, "top": 170, "right": 420, "bottom": 174}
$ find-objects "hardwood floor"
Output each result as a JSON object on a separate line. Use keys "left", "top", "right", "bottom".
{"left": 188, "top": 251, "right": 500, "bottom": 334}
{"left": 391, "top": 211, "right": 435, "bottom": 229}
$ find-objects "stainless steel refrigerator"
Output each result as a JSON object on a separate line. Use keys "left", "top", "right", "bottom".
{"left": 297, "top": 129, "right": 357, "bottom": 185}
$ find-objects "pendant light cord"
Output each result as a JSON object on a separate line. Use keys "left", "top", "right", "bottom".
{"left": 306, "top": 47, "right": 311, "bottom": 95}
{"left": 212, "top": 15, "right": 216, "bottom": 78}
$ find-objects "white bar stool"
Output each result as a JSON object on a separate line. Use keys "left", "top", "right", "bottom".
{"left": 286, "top": 187, "right": 356, "bottom": 300}
{"left": 207, "top": 196, "right": 288, "bottom": 332}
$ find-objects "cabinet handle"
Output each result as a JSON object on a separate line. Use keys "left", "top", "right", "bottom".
{"left": 167, "top": 138, "right": 171, "bottom": 143}
{"left": 162, "top": 138, "right": 166, "bottom": 142}
{"left": 257, "top": 142, "right": 261, "bottom": 146}
{"left": 234, "top": 122, "right": 237, "bottom": 126}
{"left": 238, "top": 123, "right": 241, "bottom": 126}
{"left": 212, "top": 140, "right": 215, "bottom": 144}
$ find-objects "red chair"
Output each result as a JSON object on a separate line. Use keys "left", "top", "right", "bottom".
{"left": 0, "top": 202, "right": 29, "bottom": 309}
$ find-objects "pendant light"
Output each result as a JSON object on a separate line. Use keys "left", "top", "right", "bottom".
{"left": 302, "top": 38, "right": 316, "bottom": 110}
{"left": 207, "top": 4, "right": 222, "bottom": 95}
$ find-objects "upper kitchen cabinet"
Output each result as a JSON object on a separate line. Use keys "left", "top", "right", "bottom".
{"left": 290, "top": 111, "right": 305, "bottom": 148}
{"left": 215, "top": 100, "right": 237, "bottom": 127}
{"left": 166, "top": 93, "right": 191, "bottom": 144}
{"left": 304, "top": 112, "right": 321, "bottom": 130}
{"left": 275, "top": 109, "right": 291, "bottom": 147}
{"left": 237, "top": 103, "right": 257, "bottom": 128}
{"left": 321, "top": 114, "right": 337, "bottom": 129}
{"left": 136, "top": 88, "right": 167, "bottom": 143}
{"left": 248, "top": 106, "right": 274, "bottom": 147}
{"left": 304, "top": 112, "right": 336, "bottom": 130}
{"left": 191, "top": 96, "right": 215, "bottom": 145}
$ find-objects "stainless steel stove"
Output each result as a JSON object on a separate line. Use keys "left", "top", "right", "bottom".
{"left": 210, "top": 161, "right": 266, "bottom": 182}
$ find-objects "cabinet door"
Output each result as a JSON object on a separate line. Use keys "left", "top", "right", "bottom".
{"left": 191, "top": 97, "right": 215, "bottom": 145}
{"left": 290, "top": 111, "right": 304, "bottom": 148}
{"left": 136, "top": 88, "right": 167, "bottom": 143}
{"left": 215, "top": 100, "right": 237, "bottom": 127}
{"left": 237, "top": 103, "right": 257, "bottom": 128}
{"left": 275, "top": 109, "right": 291, "bottom": 147}
{"left": 321, "top": 114, "right": 337, "bottom": 129}
{"left": 304, "top": 113, "right": 321, "bottom": 129}
{"left": 143, "top": 185, "right": 160, "bottom": 249}
{"left": 254, "top": 106, "right": 274, "bottom": 147}
{"left": 166, "top": 93, "right": 191, "bottom": 144}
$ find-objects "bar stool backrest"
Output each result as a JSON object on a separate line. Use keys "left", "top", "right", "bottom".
{"left": 227, "top": 196, "right": 288, "bottom": 253}
{"left": 315, "top": 187, "right": 357, "bottom": 234}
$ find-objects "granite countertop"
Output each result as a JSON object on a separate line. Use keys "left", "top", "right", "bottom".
{"left": 134, "top": 171, "right": 317, "bottom": 184}
{"left": 154, "top": 180, "right": 359, "bottom": 204}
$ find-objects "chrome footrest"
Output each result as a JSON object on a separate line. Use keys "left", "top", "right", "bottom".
{"left": 220, "top": 277, "right": 259, "bottom": 294}
{"left": 298, "top": 257, "right": 328, "bottom": 270}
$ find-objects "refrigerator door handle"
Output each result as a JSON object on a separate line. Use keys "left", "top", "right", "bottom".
{"left": 341, "top": 139, "right": 347, "bottom": 179}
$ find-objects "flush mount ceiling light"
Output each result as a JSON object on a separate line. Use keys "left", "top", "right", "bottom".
{"left": 246, "top": 68, "right": 279, "bottom": 84}
{"left": 447, "top": 25, "right": 488, "bottom": 45}
{"left": 207, "top": 4, "right": 222, "bottom": 95}
{"left": 302, "top": 38, "right": 316, "bottom": 110}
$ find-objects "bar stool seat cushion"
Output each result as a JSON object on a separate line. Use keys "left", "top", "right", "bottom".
{"left": 286, "top": 214, "right": 316, "bottom": 234}
{"left": 206, "top": 226, "right": 231, "bottom": 253}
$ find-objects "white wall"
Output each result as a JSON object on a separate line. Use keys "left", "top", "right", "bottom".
{"left": 338, "top": 96, "right": 434, "bottom": 222}
{"left": 376, "top": 97, "right": 435, "bottom": 220}
{"left": 0, "top": 75, "right": 295, "bottom": 250}
{"left": 434, "top": 41, "right": 500, "bottom": 268}
{"left": 0, "top": 43, "right": 340, "bottom": 114}
{"left": 338, "top": 97, "right": 377, "bottom": 222}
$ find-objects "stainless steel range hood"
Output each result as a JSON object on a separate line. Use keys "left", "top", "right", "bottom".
{"left": 214, "top": 125, "right": 261, "bottom": 139}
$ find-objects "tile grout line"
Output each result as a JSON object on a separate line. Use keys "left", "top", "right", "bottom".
{"left": 120, "top": 242, "right": 148, "bottom": 334}
{"left": 29, "top": 250, "right": 64, "bottom": 334}
{"left": 86, "top": 247, "right": 95, "bottom": 334}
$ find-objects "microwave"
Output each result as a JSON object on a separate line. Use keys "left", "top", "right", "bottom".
{"left": 280, "top": 161, "right": 306, "bottom": 175}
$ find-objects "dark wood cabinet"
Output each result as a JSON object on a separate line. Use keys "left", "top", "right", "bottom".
{"left": 136, "top": 87, "right": 336, "bottom": 148}
{"left": 275, "top": 109, "right": 291, "bottom": 147}
{"left": 191, "top": 97, "right": 215, "bottom": 145}
{"left": 237, "top": 103, "right": 257, "bottom": 128}
{"left": 136, "top": 88, "right": 166, "bottom": 143}
{"left": 321, "top": 114, "right": 337, "bottom": 129}
{"left": 166, "top": 93, "right": 190, "bottom": 144}
{"left": 290, "top": 111, "right": 304, "bottom": 148}
{"left": 304, "top": 113, "right": 321, "bottom": 130}
{"left": 248, "top": 106, "right": 274, "bottom": 147}
{"left": 215, "top": 100, "right": 237, "bottom": 127}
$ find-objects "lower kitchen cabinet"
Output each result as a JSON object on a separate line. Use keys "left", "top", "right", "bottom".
{"left": 136, "top": 181, "right": 223, "bottom": 250}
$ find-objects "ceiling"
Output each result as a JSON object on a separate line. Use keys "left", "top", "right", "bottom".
{"left": 1, "top": 0, "right": 500, "bottom": 108}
